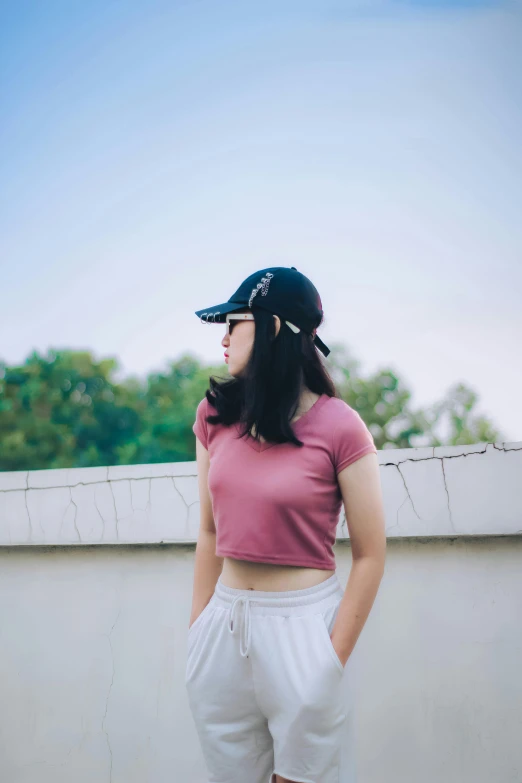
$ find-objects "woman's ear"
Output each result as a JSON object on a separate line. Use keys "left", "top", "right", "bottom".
{"left": 273, "top": 314, "right": 281, "bottom": 337}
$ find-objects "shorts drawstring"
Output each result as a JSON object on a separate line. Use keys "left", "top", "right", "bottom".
{"left": 219, "top": 573, "right": 343, "bottom": 661}
{"left": 228, "top": 595, "right": 252, "bottom": 657}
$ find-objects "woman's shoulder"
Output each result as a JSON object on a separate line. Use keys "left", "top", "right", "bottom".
{"left": 321, "top": 395, "right": 377, "bottom": 471}
{"left": 193, "top": 394, "right": 221, "bottom": 449}
{"left": 321, "top": 394, "right": 364, "bottom": 421}
{"left": 195, "top": 394, "right": 209, "bottom": 414}
{"left": 319, "top": 395, "right": 375, "bottom": 442}
{"left": 196, "top": 392, "right": 217, "bottom": 412}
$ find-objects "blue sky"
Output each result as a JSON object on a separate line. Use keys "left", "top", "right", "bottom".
{"left": 1, "top": 0, "right": 521, "bottom": 440}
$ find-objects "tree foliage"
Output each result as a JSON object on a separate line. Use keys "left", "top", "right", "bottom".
{"left": 0, "top": 346, "right": 503, "bottom": 472}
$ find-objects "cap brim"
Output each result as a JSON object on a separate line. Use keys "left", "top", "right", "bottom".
{"left": 195, "top": 301, "right": 246, "bottom": 324}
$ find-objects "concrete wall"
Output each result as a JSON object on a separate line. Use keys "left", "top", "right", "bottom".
{"left": 0, "top": 441, "right": 521, "bottom": 782}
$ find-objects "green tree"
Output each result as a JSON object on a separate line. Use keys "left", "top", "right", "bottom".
{"left": 326, "top": 343, "right": 424, "bottom": 449}
{"left": 326, "top": 343, "right": 503, "bottom": 449}
{"left": 0, "top": 349, "right": 142, "bottom": 470}
{"left": 422, "top": 382, "right": 502, "bottom": 447}
{"left": 0, "top": 345, "right": 504, "bottom": 472}
{"left": 114, "top": 354, "right": 224, "bottom": 465}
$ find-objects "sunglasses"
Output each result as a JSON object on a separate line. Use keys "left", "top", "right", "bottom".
{"left": 224, "top": 312, "right": 254, "bottom": 336}
{"left": 224, "top": 312, "right": 301, "bottom": 336}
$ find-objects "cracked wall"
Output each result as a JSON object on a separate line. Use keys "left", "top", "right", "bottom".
{"left": 1, "top": 537, "right": 521, "bottom": 783}
{"left": 1, "top": 441, "right": 521, "bottom": 545}
{"left": 0, "top": 444, "right": 521, "bottom": 782}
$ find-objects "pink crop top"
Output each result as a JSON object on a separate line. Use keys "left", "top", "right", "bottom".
{"left": 192, "top": 393, "right": 377, "bottom": 569}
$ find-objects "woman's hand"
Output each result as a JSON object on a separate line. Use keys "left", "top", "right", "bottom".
{"left": 330, "top": 630, "right": 350, "bottom": 668}
{"left": 188, "top": 608, "right": 204, "bottom": 630}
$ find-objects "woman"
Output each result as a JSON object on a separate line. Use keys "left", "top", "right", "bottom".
{"left": 186, "top": 266, "right": 386, "bottom": 783}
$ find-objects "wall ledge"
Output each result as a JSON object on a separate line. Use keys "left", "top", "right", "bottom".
{"left": 0, "top": 441, "right": 520, "bottom": 546}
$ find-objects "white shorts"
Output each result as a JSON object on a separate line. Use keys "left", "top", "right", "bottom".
{"left": 185, "top": 573, "right": 357, "bottom": 783}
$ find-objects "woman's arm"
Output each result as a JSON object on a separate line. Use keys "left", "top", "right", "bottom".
{"left": 189, "top": 437, "right": 223, "bottom": 628}
{"left": 330, "top": 451, "right": 386, "bottom": 665}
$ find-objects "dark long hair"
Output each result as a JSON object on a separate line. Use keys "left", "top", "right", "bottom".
{"left": 202, "top": 305, "right": 337, "bottom": 448}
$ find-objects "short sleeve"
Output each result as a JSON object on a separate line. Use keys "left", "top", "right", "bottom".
{"left": 332, "top": 404, "right": 377, "bottom": 474}
{"left": 192, "top": 398, "right": 209, "bottom": 449}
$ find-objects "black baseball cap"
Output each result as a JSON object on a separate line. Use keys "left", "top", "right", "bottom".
{"left": 194, "top": 266, "right": 330, "bottom": 357}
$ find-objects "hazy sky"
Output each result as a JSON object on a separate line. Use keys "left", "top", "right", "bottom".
{"left": 1, "top": 0, "right": 521, "bottom": 440}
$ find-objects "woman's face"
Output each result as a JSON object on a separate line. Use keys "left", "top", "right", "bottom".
{"left": 221, "top": 309, "right": 255, "bottom": 377}
{"left": 220, "top": 310, "right": 281, "bottom": 377}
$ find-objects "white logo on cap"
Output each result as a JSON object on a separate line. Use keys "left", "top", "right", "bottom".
{"left": 248, "top": 272, "right": 274, "bottom": 308}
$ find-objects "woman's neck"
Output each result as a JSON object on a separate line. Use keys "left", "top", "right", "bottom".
{"left": 249, "top": 389, "right": 320, "bottom": 441}
{"left": 289, "top": 389, "right": 320, "bottom": 423}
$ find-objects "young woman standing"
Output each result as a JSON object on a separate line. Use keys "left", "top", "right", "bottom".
{"left": 186, "top": 266, "right": 386, "bottom": 783}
